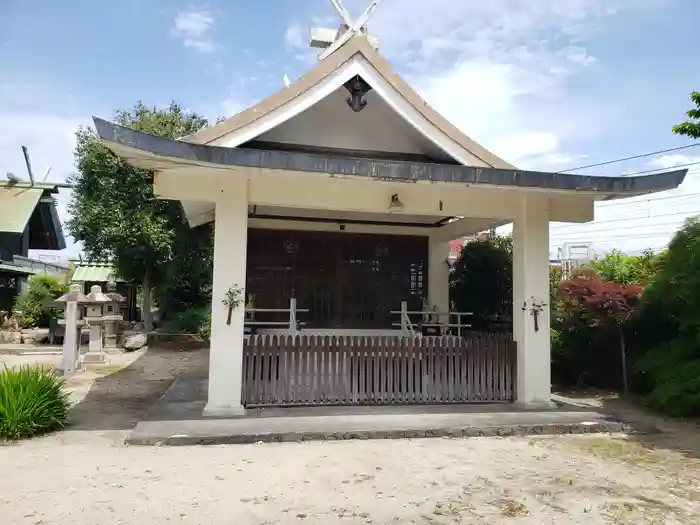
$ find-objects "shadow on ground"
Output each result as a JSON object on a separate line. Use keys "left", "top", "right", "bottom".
{"left": 556, "top": 387, "right": 700, "bottom": 461}
{"left": 68, "top": 346, "right": 208, "bottom": 431}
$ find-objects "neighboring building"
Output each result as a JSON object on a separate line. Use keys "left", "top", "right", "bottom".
{"left": 12, "top": 255, "right": 68, "bottom": 276}
{"left": 0, "top": 180, "right": 66, "bottom": 313}
{"left": 448, "top": 232, "right": 493, "bottom": 261}
{"left": 94, "top": 26, "right": 686, "bottom": 415}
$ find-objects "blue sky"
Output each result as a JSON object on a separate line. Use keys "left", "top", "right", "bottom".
{"left": 1, "top": 0, "right": 699, "bottom": 260}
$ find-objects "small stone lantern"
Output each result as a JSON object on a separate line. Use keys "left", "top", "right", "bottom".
{"left": 81, "top": 285, "right": 112, "bottom": 364}
{"left": 103, "top": 281, "right": 126, "bottom": 350}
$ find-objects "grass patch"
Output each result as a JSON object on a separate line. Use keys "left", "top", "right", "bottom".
{"left": 0, "top": 365, "right": 70, "bottom": 440}
{"left": 500, "top": 499, "right": 528, "bottom": 517}
{"left": 566, "top": 436, "right": 659, "bottom": 466}
{"left": 92, "top": 364, "right": 124, "bottom": 376}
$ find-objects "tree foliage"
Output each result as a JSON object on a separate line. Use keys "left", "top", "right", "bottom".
{"left": 673, "top": 91, "right": 700, "bottom": 139}
{"left": 588, "top": 249, "right": 660, "bottom": 285}
{"left": 635, "top": 217, "right": 700, "bottom": 415}
{"left": 68, "top": 102, "right": 214, "bottom": 330}
{"left": 154, "top": 223, "right": 214, "bottom": 320}
{"left": 450, "top": 236, "right": 512, "bottom": 332}
{"left": 13, "top": 274, "right": 69, "bottom": 328}
{"left": 552, "top": 268, "right": 643, "bottom": 390}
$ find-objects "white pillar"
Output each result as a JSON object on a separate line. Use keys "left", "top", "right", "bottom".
{"left": 62, "top": 284, "right": 81, "bottom": 376}
{"left": 203, "top": 179, "right": 249, "bottom": 417}
{"left": 512, "top": 196, "right": 554, "bottom": 408}
{"left": 428, "top": 237, "right": 451, "bottom": 323}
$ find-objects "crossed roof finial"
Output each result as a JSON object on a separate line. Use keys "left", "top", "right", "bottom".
{"left": 310, "top": 0, "right": 383, "bottom": 59}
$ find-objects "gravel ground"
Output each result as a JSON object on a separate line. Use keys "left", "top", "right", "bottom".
{"left": 1, "top": 348, "right": 699, "bottom": 524}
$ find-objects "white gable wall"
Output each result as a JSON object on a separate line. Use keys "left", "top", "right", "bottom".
{"left": 212, "top": 56, "right": 491, "bottom": 168}
{"left": 252, "top": 88, "right": 455, "bottom": 162}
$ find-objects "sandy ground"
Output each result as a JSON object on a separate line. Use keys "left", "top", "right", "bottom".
{"left": 1, "top": 348, "right": 700, "bottom": 524}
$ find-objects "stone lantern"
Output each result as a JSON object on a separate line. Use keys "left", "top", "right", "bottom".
{"left": 102, "top": 281, "right": 126, "bottom": 350}
{"left": 81, "top": 284, "right": 111, "bottom": 364}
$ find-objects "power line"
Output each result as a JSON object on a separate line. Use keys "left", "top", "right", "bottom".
{"left": 618, "top": 161, "right": 700, "bottom": 178}
{"left": 596, "top": 189, "right": 700, "bottom": 208}
{"left": 553, "top": 232, "right": 676, "bottom": 244}
{"left": 550, "top": 219, "right": 689, "bottom": 239}
{"left": 550, "top": 208, "right": 700, "bottom": 231}
{"left": 556, "top": 142, "right": 700, "bottom": 173}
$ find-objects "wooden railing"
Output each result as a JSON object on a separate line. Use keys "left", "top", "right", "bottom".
{"left": 245, "top": 297, "right": 309, "bottom": 336}
{"left": 390, "top": 301, "right": 474, "bottom": 337}
{"left": 241, "top": 334, "right": 516, "bottom": 407}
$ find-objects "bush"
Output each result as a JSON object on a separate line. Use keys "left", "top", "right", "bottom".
{"left": 0, "top": 366, "right": 71, "bottom": 440}
{"left": 450, "top": 236, "right": 512, "bottom": 332}
{"left": 165, "top": 307, "right": 211, "bottom": 339}
{"left": 13, "top": 274, "right": 69, "bottom": 328}
{"left": 633, "top": 217, "right": 700, "bottom": 415}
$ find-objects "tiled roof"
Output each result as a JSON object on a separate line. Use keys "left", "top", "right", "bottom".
{"left": 72, "top": 262, "right": 124, "bottom": 283}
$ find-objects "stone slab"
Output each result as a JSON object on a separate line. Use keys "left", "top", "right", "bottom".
{"left": 126, "top": 374, "right": 627, "bottom": 446}
{"left": 128, "top": 411, "right": 625, "bottom": 446}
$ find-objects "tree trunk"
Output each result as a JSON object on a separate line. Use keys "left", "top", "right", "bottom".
{"left": 619, "top": 327, "right": 629, "bottom": 394}
{"left": 141, "top": 271, "right": 154, "bottom": 332}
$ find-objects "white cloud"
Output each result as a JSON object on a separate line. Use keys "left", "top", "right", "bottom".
{"left": 219, "top": 94, "right": 246, "bottom": 118}
{"left": 649, "top": 153, "right": 700, "bottom": 170}
{"left": 339, "top": 0, "right": 644, "bottom": 167}
{"left": 285, "top": 23, "right": 305, "bottom": 49}
{"left": 171, "top": 7, "right": 216, "bottom": 53}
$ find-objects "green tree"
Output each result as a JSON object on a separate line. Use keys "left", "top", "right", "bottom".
{"left": 68, "top": 102, "right": 212, "bottom": 331}
{"left": 635, "top": 217, "right": 700, "bottom": 415}
{"left": 450, "top": 236, "right": 512, "bottom": 332}
{"left": 14, "top": 274, "right": 68, "bottom": 328}
{"left": 589, "top": 249, "right": 660, "bottom": 285}
{"left": 154, "top": 223, "right": 214, "bottom": 320}
{"left": 673, "top": 91, "right": 700, "bottom": 139}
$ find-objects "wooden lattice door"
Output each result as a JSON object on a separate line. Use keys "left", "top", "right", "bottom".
{"left": 246, "top": 229, "right": 428, "bottom": 328}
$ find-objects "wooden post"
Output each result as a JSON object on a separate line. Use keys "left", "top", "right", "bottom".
{"left": 289, "top": 297, "right": 297, "bottom": 336}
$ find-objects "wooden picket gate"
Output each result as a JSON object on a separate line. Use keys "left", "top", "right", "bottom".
{"left": 241, "top": 334, "right": 516, "bottom": 407}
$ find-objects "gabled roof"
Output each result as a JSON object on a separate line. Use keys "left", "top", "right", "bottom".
{"left": 182, "top": 35, "right": 514, "bottom": 170}
{"left": 0, "top": 183, "right": 66, "bottom": 250}
{"left": 91, "top": 32, "right": 688, "bottom": 211}
{"left": 0, "top": 187, "right": 43, "bottom": 234}
{"left": 92, "top": 116, "right": 688, "bottom": 197}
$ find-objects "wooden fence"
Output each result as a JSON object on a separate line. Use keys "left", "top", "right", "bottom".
{"left": 241, "top": 334, "right": 516, "bottom": 407}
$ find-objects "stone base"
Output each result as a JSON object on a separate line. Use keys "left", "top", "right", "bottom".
{"left": 514, "top": 400, "right": 558, "bottom": 411}
{"left": 203, "top": 403, "right": 246, "bottom": 418}
{"left": 81, "top": 352, "right": 107, "bottom": 364}
{"left": 129, "top": 413, "right": 627, "bottom": 446}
